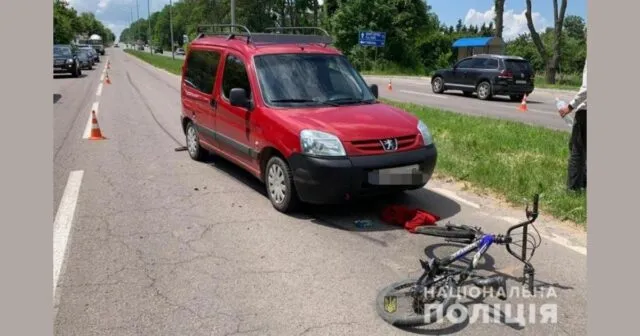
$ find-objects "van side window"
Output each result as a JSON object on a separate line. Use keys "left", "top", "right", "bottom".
{"left": 184, "top": 50, "right": 221, "bottom": 94}
{"left": 221, "top": 54, "right": 252, "bottom": 100}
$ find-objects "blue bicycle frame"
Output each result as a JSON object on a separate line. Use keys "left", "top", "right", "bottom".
{"left": 437, "top": 234, "right": 495, "bottom": 270}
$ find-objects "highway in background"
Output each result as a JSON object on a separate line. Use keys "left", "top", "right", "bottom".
{"left": 130, "top": 46, "right": 577, "bottom": 131}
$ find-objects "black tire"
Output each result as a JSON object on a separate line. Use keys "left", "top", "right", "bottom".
{"left": 376, "top": 277, "right": 459, "bottom": 327}
{"left": 185, "top": 121, "right": 206, "bottom": 161}
{"left": 431, "top": 76, "right": 445, "bottom": 94}
{"left": 264, "top": 156, "right": 300, "bottom": 213}
{"left": 476, "top": 81, "right": 492, "bottom": 100}
{"left": 510, "top": 94, "right": 524, "bottom": 102}
{"left": 413, "top": 225, "right": 477, "bottom": 240}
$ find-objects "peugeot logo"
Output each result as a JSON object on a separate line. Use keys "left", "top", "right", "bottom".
{"left": 380, "top": 138, "right": 398, "bottom": 151}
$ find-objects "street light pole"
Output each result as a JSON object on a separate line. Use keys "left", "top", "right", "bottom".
{"left": 136, "top": 0, "right": 140, "bottom": 46}
{"left": 169, "top": 0, "right": 175, "bottom": 60}
{"left": 147, "top": 0, "right": 152, "bottom": 53}
{"left": 230, "top": 0, "right": 235, "bottom": 32}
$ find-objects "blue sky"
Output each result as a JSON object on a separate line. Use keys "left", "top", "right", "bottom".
{"left": 430, "top": 0, "right": 587, "bottom": 40}
{"left": 68, "top": 0, "right": 588, "bottom": 42}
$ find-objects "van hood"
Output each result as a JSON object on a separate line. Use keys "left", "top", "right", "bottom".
{"left": 279, "top": 103, "right": 420, "bottom": 141}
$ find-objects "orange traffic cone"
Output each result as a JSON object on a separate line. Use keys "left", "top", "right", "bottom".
{"left": 88, "top": 110, "right": 106, "bottom": 140}
{"left": 105, "top": 72, "right": 111, "bottom": 84}
{"left": 387, "top": 79, "right": 392, "bottom": 91}
{"left": 518, "top": 94, "right": 528, "bottom": 112}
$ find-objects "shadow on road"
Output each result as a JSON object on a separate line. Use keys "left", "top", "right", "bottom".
{"left": 53, "top": 73, "right": 88, "bottom": 79}
{"left": 201, "top": 151, "right": 462, "bottom": 233}
{"left": 442, "top": 92, "right": 544, "bottom": 104}
{"left": 53, "top": 94, "right": 62, "bottom": 104}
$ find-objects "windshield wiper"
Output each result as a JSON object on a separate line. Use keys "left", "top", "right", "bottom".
{"left": 270, "top": 99, "right": 318, "bottom": 103}
{"left": 321, "top": 97, "right": 374, "bottom": 106}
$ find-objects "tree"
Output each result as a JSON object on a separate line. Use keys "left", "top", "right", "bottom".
{"left": 525, "top": 0, "right": 568, "bottom": 84}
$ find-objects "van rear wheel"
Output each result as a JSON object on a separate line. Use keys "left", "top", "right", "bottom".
{"left": 265, "top": 156, "right": 300, "bottom": 213}
{"left": 185, "top": 121, "right": 206, "bottom": 161}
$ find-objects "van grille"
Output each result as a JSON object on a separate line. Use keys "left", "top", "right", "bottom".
{"left": 349, "top": 135, "right": 418, "bottom": 155}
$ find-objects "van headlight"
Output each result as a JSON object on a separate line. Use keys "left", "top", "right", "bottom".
{"left": 66, "top": 58, "right": 74, "bottom": 64}
{"left": 417, "top": 120, "right": 434, "bottom": 146}
{"left": 300, "top": 130, "right": 346, "bottom": 157}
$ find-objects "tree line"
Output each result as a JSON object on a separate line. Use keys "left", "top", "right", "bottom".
{"left": 119, "top": 0, "right": 585, "bottom": 85}
{"left": 54, "top": 0, "right": 116, "bottom": 45}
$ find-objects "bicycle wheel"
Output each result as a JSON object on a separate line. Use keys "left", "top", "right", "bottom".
{"left": 413, "top": 226, "right": 477, "bottom": 240}
{"left": 375, "top": 277, "right": 458, "bottom": 327}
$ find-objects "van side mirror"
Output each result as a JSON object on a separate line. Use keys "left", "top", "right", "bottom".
{"left": 369, "top": 84, "right": 379, "bottom": 98}
{"left": 229, "top": 88, "right": 252, "bottom": 110}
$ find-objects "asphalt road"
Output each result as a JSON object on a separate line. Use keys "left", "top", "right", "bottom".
{"left": 128, "top": 46, "right": 577, "bottom": 132}
{"left": 53, "top": 48, "right": 587, "bottom": 335}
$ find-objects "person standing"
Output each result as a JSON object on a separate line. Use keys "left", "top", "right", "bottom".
{"left": 558, "top": 59, "right": 587, "bottom": 191}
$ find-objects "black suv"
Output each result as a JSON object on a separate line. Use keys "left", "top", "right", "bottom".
{"left": 53, "top": 44, "right": 82, "bottom": 77}
{"left": 431, "top": 54, "right": 534, "bottom": 101}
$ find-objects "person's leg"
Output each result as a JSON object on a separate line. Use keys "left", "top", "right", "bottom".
{"left": 567, "top": 110, "right": 587, "bottom": 191}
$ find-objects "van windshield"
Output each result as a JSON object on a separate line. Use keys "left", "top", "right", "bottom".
{"left": 254, "top": 53, "right": 376, "bottom": 107}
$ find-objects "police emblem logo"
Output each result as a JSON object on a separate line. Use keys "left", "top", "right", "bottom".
{"left": 383, "top": 295, "right": 397, "bottom": 313}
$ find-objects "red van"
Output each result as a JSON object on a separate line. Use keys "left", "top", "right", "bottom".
{"left": 180, "top": 25, "right": 437, "bottom": 213}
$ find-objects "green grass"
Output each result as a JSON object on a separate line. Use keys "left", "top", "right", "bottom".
{"left": 381, "top": 98, "right": 586, "bottom": 226}
{"left": 124, "top": 49, "right": 183, "bottom": 75}
{"left": 122, "top": 48, "right": 586, "bottom": 226}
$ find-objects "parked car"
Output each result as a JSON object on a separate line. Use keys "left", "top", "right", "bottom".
{"left": 153, "top": 46, "right": 163, "bottom": 54}
{"left": 175, "top": 48, "right": 185, "bottom": 55}
{"left": 430, "top": 54, "right": 535, "bottom": 101}
{"left": 78, "top": 45, "right": 99, "bottom": 63}
{"left": 53, "top": 44, "right": 81, "bottom": 77}
{"left": 76, "top": 49, "right": 93, "bottom": 70}
{"left": 179, "top": 26, "right": 437, "bottom": 213}
{"left": 114, "top": 43, "right": 119, "bottom": 48}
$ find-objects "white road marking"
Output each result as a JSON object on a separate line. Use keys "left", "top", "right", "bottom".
{"left": 83, "top": 102, "right": 100, "bottom": 139}
{"left": 96, "top": 83, "right": 103, "bottom": 97}
{"left": 53, "top": 170, "right": 84, "bottom": 301}
{"left": 430, "top": 187, "right": 481, "bottom": 209}
{"left": 398, "top": 89, "right": 448, "bottom": 99}
{"left": 496, "top": 216, "right": 587, "bottom": 256}
{"left": 100, "top": 73, "right": 105, "bottom": 82}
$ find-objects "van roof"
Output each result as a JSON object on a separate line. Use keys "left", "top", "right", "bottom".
{"left": 189, "top": 25, "right": 342, "bottom": 57}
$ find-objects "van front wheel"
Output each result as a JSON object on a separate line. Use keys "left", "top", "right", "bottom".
{"left": 265, "top": 156, "right": 300, "bottom": 213}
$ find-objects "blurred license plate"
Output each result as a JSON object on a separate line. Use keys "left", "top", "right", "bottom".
{"left": 368, "top": 164, "right": 423, "bottom": 185}
{"left": 515, "top": 80, "right": 527, "bottom": 84}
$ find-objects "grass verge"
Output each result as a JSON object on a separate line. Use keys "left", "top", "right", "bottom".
{"left": 122, "top": 48, "right": 586, "bottom": 226}
{"left": 381, "top": 98, "right": 586, "bottom": 226}
{"left": 124, "top": 49, "right": 182, "bottom": 75}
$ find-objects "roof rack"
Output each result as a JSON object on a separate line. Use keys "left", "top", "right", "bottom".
{"left": 195, "top": 24, "right": 333, "bottom": 47}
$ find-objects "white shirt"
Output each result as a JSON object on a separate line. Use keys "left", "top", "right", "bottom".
{"left": 569, "top": 60, "right": 587, "bottom": 111}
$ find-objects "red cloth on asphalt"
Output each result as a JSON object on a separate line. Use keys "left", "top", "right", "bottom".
{"left": 380, "top": 205, "right": 440, "bottom": 233}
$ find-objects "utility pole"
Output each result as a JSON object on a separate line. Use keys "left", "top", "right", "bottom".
{"left": 169, "top": 0, "right": 175, "bottom": 60}
{"left": 130, "top": 7, "right": 134, "bottom": 47}
{"left": 230, "top": 0, "right": 235, "bottom": 32}
{"left": 147, "top": 0, "right": 152, "bottom": 53}
{"left": 136, "top": 0, "right": 140, "bottom": 46}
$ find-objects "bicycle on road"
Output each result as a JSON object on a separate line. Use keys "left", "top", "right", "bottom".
{"left": 376, "top": 194, "right": 543, "bottom": 327}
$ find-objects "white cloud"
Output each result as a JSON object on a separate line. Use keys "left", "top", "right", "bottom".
{"left": 463, "top": 6, "right": 550, "bottom": 41}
